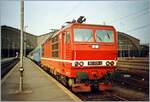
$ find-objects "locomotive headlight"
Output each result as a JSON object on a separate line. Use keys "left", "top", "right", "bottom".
{"left": 110, "top": 61, "right": 114, "bottom": 66}
{"left": 79, "top": 61, "right": 84, "bottom": 66}
{"left": 92, "top": 44, "right": 99, "bottom": 48}
{"left": 75, "top": 61, "right": 79, "bottom": 67}
{"left": 105, "top": 61, "right": 115, "bottom": 66}
{"left": 106, "top": 61, "right": 110, "bottom": 66}
{"left": 74, "top": 61, "right": 84, "bottom": 67}
{"left": 95, "top": 45, "right": 99, "bottom": 48}
{"left": 92, "top": 45, "right": 96, "bottom": 48}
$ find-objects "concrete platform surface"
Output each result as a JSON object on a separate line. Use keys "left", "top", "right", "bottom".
{"left": 1, "top": 57, "right": 80, "bottom": 101}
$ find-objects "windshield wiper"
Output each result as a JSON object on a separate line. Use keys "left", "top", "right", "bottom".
{"left": 105, "top": 32, "right": 110, "bottom": 39}
{"left": 96, "top": 35, "right": 103, "bottom": 41}
{"left": 86, "top": 34, "right": 93, "bottom": 42}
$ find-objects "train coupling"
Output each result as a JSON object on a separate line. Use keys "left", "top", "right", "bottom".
{"left": 72, "top": 83, "right": 91, "bottom": 93}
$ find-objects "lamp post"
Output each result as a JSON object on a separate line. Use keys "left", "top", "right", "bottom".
{"left": 24, "top": 26, "right": 28, "bottom": 57}
{"left": 15, "top": 0, "right": 32, "bottom": 94}
{"left": 19, "top": 0, "right": 24, "bottom": 92}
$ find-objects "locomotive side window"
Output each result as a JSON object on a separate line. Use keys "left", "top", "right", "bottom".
{"left": 74, "top": 29, "right": 93, "bottom": 42}
{"left": 52, "top": 35, "right": 58, "bottom": 43}
{"left": 51, "top": 35, "right": 59, "bottom": 58}
{"left": 96, "top": 30, "right": 114, "bottom": 42}
{"left": 65, "top": 32, "right": 70, "bottom": 43}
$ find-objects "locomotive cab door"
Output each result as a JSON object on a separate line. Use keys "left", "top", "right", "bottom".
{"left": 62, "top": 31, "right": 71, "bottom": 60}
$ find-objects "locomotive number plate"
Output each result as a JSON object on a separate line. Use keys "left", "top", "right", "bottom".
{"left": 88, "top": 61, "right": 102, "bottom": 65}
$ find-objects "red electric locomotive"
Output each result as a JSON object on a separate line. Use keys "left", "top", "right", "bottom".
{"left": 41, "top": 22, "right": 118, "bottom": 92}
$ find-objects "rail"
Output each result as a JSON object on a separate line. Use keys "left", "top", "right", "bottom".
{"left": 1, "top": 57, "right": 19, "bottom": 78}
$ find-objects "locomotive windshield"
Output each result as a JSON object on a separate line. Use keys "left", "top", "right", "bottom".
{"left": 74, "top": 29, "right": 93, "bottom": 42}
{"left": 96, "top": 30, "right": 114, "bottom": 42}
{"left": 74, "top": 28, "right": 114, "bottom": 42}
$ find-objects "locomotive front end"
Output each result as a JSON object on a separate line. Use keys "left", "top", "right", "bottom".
{"left": 70, "top": 24, "right": 118, "bottom": 92}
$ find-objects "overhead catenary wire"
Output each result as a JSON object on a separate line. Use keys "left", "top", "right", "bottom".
{"left": 126, "top": 24, "right": 150, "bottom": 33}
{"left": 63, "top": 1, "right": 81, "bottom": 21}
{"left": 108, "top": 7, "right": 149, "bottom": 24}
{"left": 116, "top": 11, "right": 149, "bottom": 31}
{"left": 108, "top": 7, "right": 149, "bottom": 37}
{"left": 120, "top": 11, "right": 149, "bottom": 24}
{"left": 60, "top": 1, "right": 81, "bottom": 28}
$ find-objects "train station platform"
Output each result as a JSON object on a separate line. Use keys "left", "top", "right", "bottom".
{"left": 1, "top": 57, "right": 81, "bottom": 101}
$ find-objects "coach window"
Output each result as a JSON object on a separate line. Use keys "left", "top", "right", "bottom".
{"left": 65, "top": 32, "right": 70, "bottom": 43}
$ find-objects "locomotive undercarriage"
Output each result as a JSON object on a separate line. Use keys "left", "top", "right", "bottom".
{"left": 41, "top": 64, "right": 114, "bottom": 92}
{"left": 71, "top": 72, "right": 113, "bottom": 92}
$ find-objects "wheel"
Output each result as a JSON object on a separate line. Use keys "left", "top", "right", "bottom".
{"left": 49, "top": 68, "right": 53, "bottom": 75}
{"left": 59, "top": 75, "right": 68, "bottom": 86}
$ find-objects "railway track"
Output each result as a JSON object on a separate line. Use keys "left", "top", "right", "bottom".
{"left": 76, "top": 85, "right": 148, "bottom": 101}
{"left": 114, "top": 75, "right": 149, "bottom": 93}
{"left": 115, "top": 57, "right": 149, "bottom": 93}
{"left": 1, "top": 58, "right": 19, "bottom": 78}
{"left": 76, "top": 89, "right": 129, "bottom": 101}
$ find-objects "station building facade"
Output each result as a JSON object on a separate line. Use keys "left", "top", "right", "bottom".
{"left": 1, "top": 25, "right": 37, "bottom": 58}
{"left": 117, "top": 32, "right": 140, "bottom": 57}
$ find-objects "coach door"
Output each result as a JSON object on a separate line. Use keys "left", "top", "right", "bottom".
{"left": 63, "top": 31, "right": 71, "bottom": 60}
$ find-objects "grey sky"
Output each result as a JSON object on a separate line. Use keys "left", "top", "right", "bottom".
{"left": 1, "top": 0, "right": 150, "bottom": 44}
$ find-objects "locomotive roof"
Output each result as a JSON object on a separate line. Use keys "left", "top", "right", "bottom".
{"left": 51, "top": 23, "right": 115, "bottom": 38}
{"left": 42, "top": 23, "right": 115, "bottom": 45}
{"left": 72, "top": 23, "right": 114, "bottom": 28}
